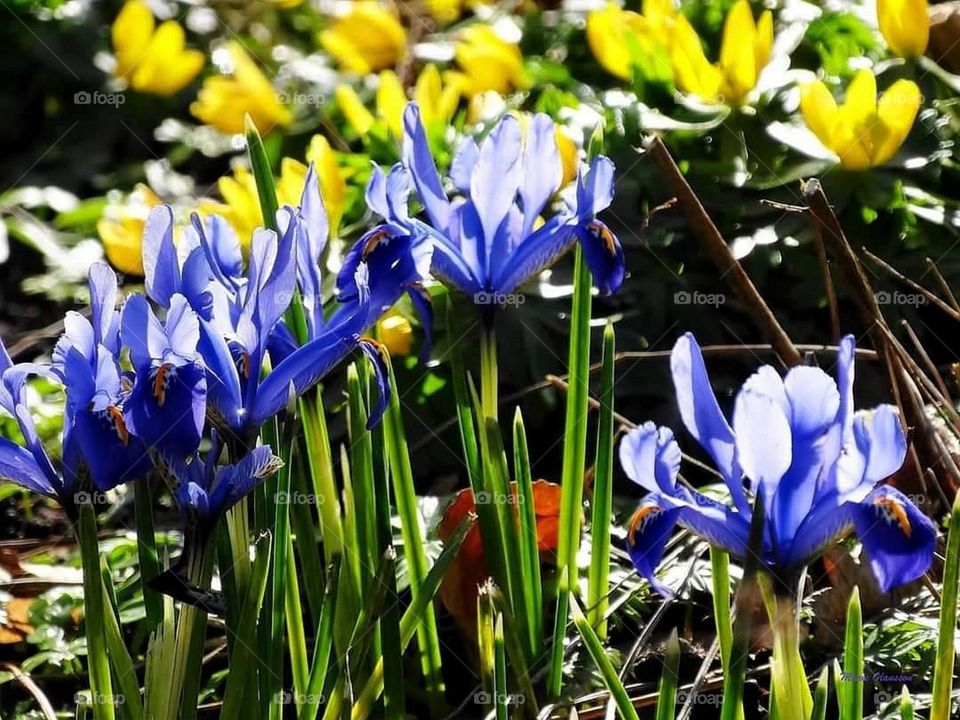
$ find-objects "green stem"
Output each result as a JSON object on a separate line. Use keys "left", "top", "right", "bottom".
{"left": 931, "top": 493, "right": 960, "bottom": 720}
{"left": 479, "top": 323, "right": 498, "bottom": 421}
{"left": 78, "top": 501, "right": 116, "bottom": 720}
{"left": 764, "top": 587, "right": 811, "bottom": 720}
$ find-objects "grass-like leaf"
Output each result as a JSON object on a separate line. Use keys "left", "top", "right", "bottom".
{"left": 841, "top": 586, "right": 863, "bottom": 720}
{"left": 587, "top": 321, "right": 615, "bottom": 638}
{"left": 656, "top": 628, "right": 680, "bottom": 720}
{"left": 931, "top": 492, "right": 960, "bottom": 720}
{"left": 513, "top": 408, "right": 543, "bottom": 660}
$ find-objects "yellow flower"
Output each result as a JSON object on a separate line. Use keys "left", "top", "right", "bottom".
{"left": 336, "top": 65, "right": 462, "bottom": 141}
{"left": 97, "top": 184, "right": 163, "bottom": 276}
{"left": 671, "top": 0, "right": 773, "bottom": 105}
{"left": 452, "top": 25, "right": 526, "bottom": 97}
{"left": 800, "top": 69, "right": 921, "bottom": 170}
{"left": 556, "top": 127, "right": 579, "bottom": 187}
{"left": 586, "top": 1, "right": 676, "bottom": 81}
{"left": 320, "top": 2, "right": 407, "bottom": 74}
{"left": 269, "top": 0, "right": 304, "bottom": 7}
{"left": 417, "top": 64, "right": 464, "bottom": 128}
{"left": 878, "top": 0, "right": 929, "bottom": 58}
{"left": 190, "top": 41, "right": 291, "bottom": 135}
{"left": 378, "top": 310, "right": 414, "bottom": 356}
{"left": 112, "top": 0, "right": 204, "bottom": 95}
{"left": 206, "top": 137, "right": 347, "bottom": 243}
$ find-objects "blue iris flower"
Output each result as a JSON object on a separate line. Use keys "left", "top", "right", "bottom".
{"left": 0, "top": 263, "right": 153, "bottom": 507}
{"left": 139, "top": 166, "right": 421, "bottom": 437}
{"left": 384, "top": 103, "right": 624, "bottom": 304}
{"left": 622, "top": 333, "right": 936, "bottom": 596}
{"left": 54, "top": 262, "right": 153, "bottom": 490}
{"left": 157, "top": 431, "right": 282, "bottom": 524}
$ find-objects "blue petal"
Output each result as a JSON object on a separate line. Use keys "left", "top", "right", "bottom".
{"left": 575, "top": 220, "right": 625, "bottom": 295}
{"left": 669, "top": 333, "right": 749, "bottom": 513}
{"left": 143, "top": 205, "right": 181, "bottom": 307}
{"left": 402, "top": 103, "right": 451, "bottom": 230}
{"left": 733, "top": 365, "right": 792, "bottom": 505}
{"left": 619, "top": 422, "right": 680, "bottom": 494}
{"left": 251, "top": 322, "right": 362, "bottom": 428}
{"left": 0, "top": 437, "right": 55, "bottom": 498}
{"left": 489, "top": 215, "right": 575, "bottom": 297}
{"left": 191, "top": 213, "right": 243, "bottom": 293}
{"left": 783, "top": 366, "right": 840, "bottom": 437}
{"left": 180, "top": 247, "right": 215, "bottom": 321}
{"left": 359, "top": 338, "right": 391, "bottom": 428}
{"left": 125, "top": 361, "right": 207, "bottom": 459}
{"left": 88, "top": 261, "right": 120, "bottom": 353}
{"left": 519, "top": 114, "right": 562, "bottom": 238}
{"left": 626, "top": 498, "right": 683, "bottom": 597}
{"left": 836, "top": 335, "right": 856, "bottom": 436}
{"left": 197, "top": 318, "right": 243, "bottom": 432}
{"left": 407, "top": 284, "right": 433, "bottom": 366}
{"left": 853, "top": 405, "right": 907, "bottom": 485}
{"left": 576, "top": 156, "right": 615, "bottom": 219}
{"left": 165, "top": 294, "right": 201, "bottom": 363}
{"left": 121, "top": 294, "right": 168, "bottom": 370}
{"left": 450, "top": 137, "right": 479, "bottom": 194}
{"left": 209, "top": 445, "right": 282, "bottom": 516}
{"left": 470, "top": 114, "right": 522, "bottom": 272}
{"left": 68, "top": 406, "right": 151, "bottom": 491}
{"left": 853, "top": 485, "right": 936, "bottom": 593}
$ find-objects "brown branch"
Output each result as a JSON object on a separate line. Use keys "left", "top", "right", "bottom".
{"left": 926, "top": 257, "right": 960, "bottom": 312}
{"left": 862, "top": 249, "right": 960, "bottom": 321}
{"left": 644, "top": 135, "right": 802, "bottom": 367}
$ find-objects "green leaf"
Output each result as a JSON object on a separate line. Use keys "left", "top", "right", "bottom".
{"left": 931, "top": 493, "right": 960, "bottom": 720}
{"left": 656, "top": 629, "right": 680, "bottom": 720}
{"left": 78, "top": 500, "right": 116, "bottom": 720}
{"left": 570, "top": 590, "right": 640, "bottom": 720}
{"left": 811, "top": 665, "right": 830, "bottom": 720}
{"left": 513, "top": 408, "right": 543, "bottom": 658}
{"left": 841, "top": 587, "right": 863, "bottom": 720}
{"left": 548, "top": 245, "right": 593, "bottom": 697}
{"left": 587, "top": 322, "right": 615, "bottom": 639}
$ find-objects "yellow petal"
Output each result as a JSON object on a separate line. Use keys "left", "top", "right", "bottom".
{"left": 556, "top": 127, "right": 579, "bottom": 187}
{"left": 754, "top": 11, "right": 774, "bottom": 79}
{"left": 587, "top": 3, "right": 633, "bottom": 80}
{"left": 131, "top": 21, "right": 204, "bottom": 95}
{"left": 98, "top": 217, "right": 145, "bottom": 276}
{"left": 878, "top": 0, "right": 929, "bottom": 58}
{"left": 306, "top": 135, "right": 347, "bottom": 237}
{"left": 800, "top": 80, "right": 839, "bottom": 150}
{"left": 191, "top": 42, "right": 289, "bottom": 134}
{"left": 334, "top": 85, "right": 376, "bottom": 136}
{"left": 377, "top": 70, "right": 407, "bottom": 140}
{"left": 321, "top": 2, "right": 406, "bottom": 74}
{"left": 671, "top": 15, "right": 723, "bottom": 100}
{"left": 455, "top": 25, "right": 525, "bottom": 96}
{"left": 840, "top": 68, "right": 878, "bottom": 124}
{"left": 719, "top": 0, "right": 760, "bottom": 104}
{"left": 872, "top": 79, "right": 921, "bottom": 166}
{"left": 112, "top": 0, "right": 154, "bottom": 82}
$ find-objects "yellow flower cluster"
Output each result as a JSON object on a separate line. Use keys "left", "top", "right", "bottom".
{"left": 588, "top": 0, "right": 772, "bottom": 106}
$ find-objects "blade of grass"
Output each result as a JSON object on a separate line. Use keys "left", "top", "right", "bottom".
{"left": 899, "top": 686, "right": 914, "bottom": 720}
{"left": 347, "top": 364, "right": 378, "bottom": 597}
{"left": 448, "top": 301, "right": 482, "bottom": 488}
{"left": 811, "top": 665, "right": 829, "bottom": 720}
{"left": 484, "top": 581, "right": 540, "bottom": 716}
{"left": 570, "top": 590, "right": 640, "bottom": 720}
{"left": 478, "top": 587, "right": 495, "bottom": 711}
{"left": 656, "top": 629, "right": 680, "bottom": 720}
{"left": 382, "top": 349, "right": 446, "bottom": 715}
{"left": 171, "top": 539, "right": 214, "bottom": 720}
{"left": 298, "top": 555, "right": 341, "bottom": 720}
{"left": 78, "top": 499, "right": 115, "bottom": 720}
{"left": 134, "top": 476, "right": 162, "bottom": 636}
{"left": 931, "top": 492, "right": 960, "bottom": 720}
{"left": 549, "top": 245, "right": 593, "bottom": 698}
{"left": 493, "top": 613, "right": 508, "bottom": 720}
{"left": 587, "top": 321, "right": 615, "bottom": 638}
{"left": 513, "top": 408, "right": 543, "bottom": 662}
{"left": 841, "top": 587, "right": 863, "bottom": 720}
{"left": 221, "top": 531, "right": 273, "bottom": 720}
{"left": 99, "top": 560, "right": 143, "bottom": 720}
